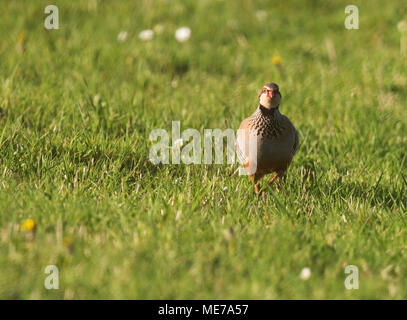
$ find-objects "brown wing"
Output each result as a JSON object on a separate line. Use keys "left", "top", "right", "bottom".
{"left": 279, "top": 114, "right": 299, "bottom": 157}
{"left": 235, "top": 118, "right": 251, "bottom": 166}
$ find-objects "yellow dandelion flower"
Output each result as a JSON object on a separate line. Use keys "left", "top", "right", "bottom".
{"left": 272, "top": 56, "right": 282, "bottom": 66}
{"left": 63, "top": 236, "right": 73, "bottom": 248}
{"left": 21, "top": 218, "right": 35, "bottom": 231}
{"left": 18, "top": 32, "right": 27, "bottom": 43}
{"left": 16, "top": 32, "right": 27, "bottom": 54}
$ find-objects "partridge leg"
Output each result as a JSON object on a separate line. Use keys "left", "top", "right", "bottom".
{"left": 254, "top": 182, "right": 260, "bottom": 194}
{"left": 269, "top": 171, "right": 286, "bottom": 191}
{"left": 248, "top": 175, "right": 261, "bottom": 194}
{"left": 269, "top": 173, "right": 279, "bottom": 185}
{"left": 248, "top": 175, "right": 257, "bottom": 194}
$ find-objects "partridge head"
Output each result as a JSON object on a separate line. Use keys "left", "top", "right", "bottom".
{"left": 259, "top": 83, "right": 281, "bottom": 109}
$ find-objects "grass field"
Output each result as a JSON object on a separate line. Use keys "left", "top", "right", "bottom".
{"left": 0, "top": 0, "right": 406, "bottom": 299}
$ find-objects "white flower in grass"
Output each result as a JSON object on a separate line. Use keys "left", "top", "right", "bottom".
{"left": 117, "top": 31, "right": 128, "bottom": 42}
{"left": 398, "top": 20, "right": 407, "bottom": 33}
{"left": 93, "top": 94, "right": 101, "bottom": 106}
{"left": 223, "top": 228, "right": 233, "bottom": 241}
{"left": 173, "top": 138, "right": 183, "bottom": 148}
{"left": 153, "top": 24, "right": 164, "bottom": 34}
{"left": 300, "top": 267, "right": 311, "bottom": 280}
{"left": 139, "top": 29, "right": 154, "bottom": 41}
{"left": 175, "top": 27, "right": 191, "bottom": 42}
{"left": 223, "top": 186, "right": 228, "bottom": 191}
{"left": 175, "top": 210, "right": 182, "bottom": 221}
{"left": 256, "top": 10, "right": 267, "bottom": 22}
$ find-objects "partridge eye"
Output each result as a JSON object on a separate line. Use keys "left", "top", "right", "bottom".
{"left": 262, "top": 88, "right": 267, "bottom": 93}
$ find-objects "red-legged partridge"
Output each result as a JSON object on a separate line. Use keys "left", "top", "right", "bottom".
{"left": 236, "top": 83, "right": 299, "bottom": 194}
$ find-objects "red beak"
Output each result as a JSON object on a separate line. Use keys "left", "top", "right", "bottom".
{"left": 268, "top": 91, "right": 273, "bottom": 98}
